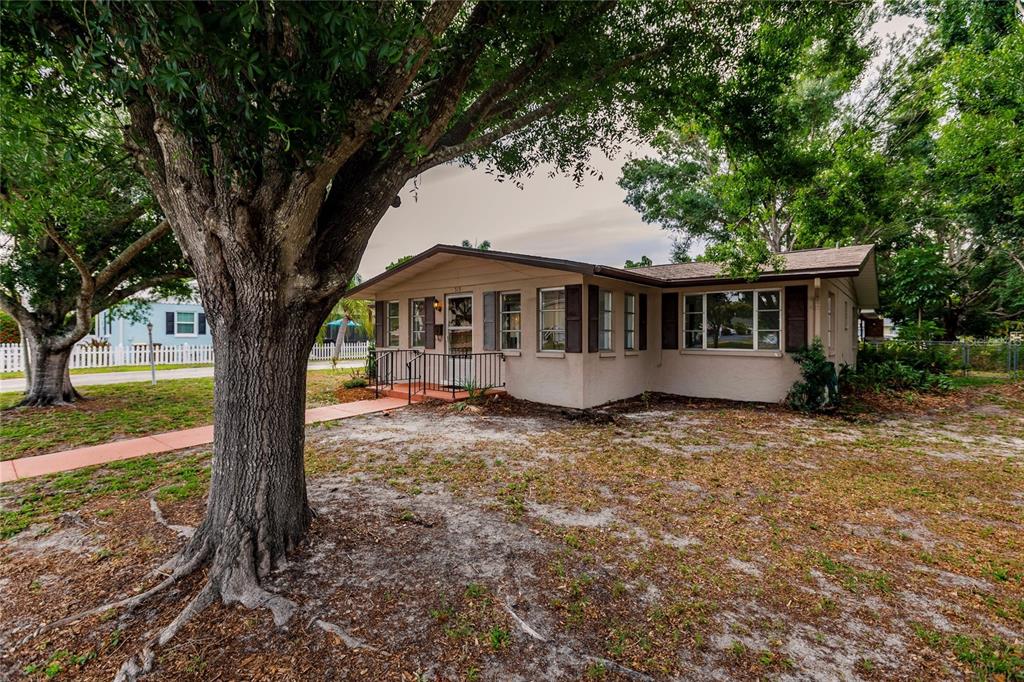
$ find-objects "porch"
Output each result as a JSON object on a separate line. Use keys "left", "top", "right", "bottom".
{"left": 370, "top": 349, "right": 506, "bottom": 404}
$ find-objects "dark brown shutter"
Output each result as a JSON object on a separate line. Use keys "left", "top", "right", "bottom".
{"left": 424, "top": 297, "right": 435, "bottom": 349}
{"left": 638, "top": 293, "right": 648, "bottom": 351}
{"left": 565, "top": 284, "right": 582, "bottom": 353}
{"left": 587, "top": 284, "right": 599, "bottom": 353}
{"left": 483, "top": 291, "right": 497, "bottom": 350}
{"left": 661, "top": 292, "right": 678, "bottom": 349}
{"left": 165, "top": 311, "right": 174, "bottom": 335}
{"left": 198, "top": 313, "right": 207, "bottom": 335}
{"left": 374, "top": 300, "right": 386, "bottom": 347}
{"left": 785, "top": 285, "right": 808, "bottom": 351}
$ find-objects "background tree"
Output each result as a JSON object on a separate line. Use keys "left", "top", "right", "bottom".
{"left": 619, "top": 0, "right": 1024, "bottom": 335}
{"left": 385, "top": 255, "right": 414, "bottom": 271}
{"left": 624, "top": 255, "right": 653, "bottom": 269}
{"left": 0, "top": 51, "right": 190, "bottom": 406}
{"left": 461, "top": 239, "right": 491, "bottom": 250}
{"left": 9, "top": 2, "right": 867, "bottom": 673}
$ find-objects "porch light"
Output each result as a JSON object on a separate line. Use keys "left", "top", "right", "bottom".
{"left": 433, "top": 298, "right": 443, "bottom": 312}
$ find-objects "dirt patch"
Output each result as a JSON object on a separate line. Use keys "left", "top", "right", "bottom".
{"left": 2, "top": 384, "right": 1023, "bottom": 680}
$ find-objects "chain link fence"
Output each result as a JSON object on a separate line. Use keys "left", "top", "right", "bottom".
{"left": 861, "top": 338, "right": 1022, "bottom": 379}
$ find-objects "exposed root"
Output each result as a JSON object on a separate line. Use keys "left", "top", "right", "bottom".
{"left": 502, "top": 600, "right": 547, "bottom": 642}
{"left": 580, "top": 654, "right": 654, "bottom": 682}
{"left": 149, "top": 496, "right": 195, "bottom": 539}
{"left": 313, "top": 618, "right": 377, "bottom": 651}
{"left": 114, "top": 583, "right": 218, "bottom": 682}
{"left": 14, "top": 542, "right": 209, "bottom": 648}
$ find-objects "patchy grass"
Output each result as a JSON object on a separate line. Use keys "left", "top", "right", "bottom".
{"left": 1, "top": 381, "right": 1022, "bottom": 680}
{"left": 0, "top": 369, "right": 353, "bottom": 460}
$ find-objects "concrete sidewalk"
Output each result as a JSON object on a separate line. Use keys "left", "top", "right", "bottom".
{"left": 0, "top": 359, "right": 363, "bottom": 392}
{"left": 0, "top": 396, "right": 405, "bottom": 482}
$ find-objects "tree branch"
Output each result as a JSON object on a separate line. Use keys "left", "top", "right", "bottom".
{"left": 92, "top": 270, "right": 192, "bottom": 313}
{"left": 41, "top": 221, "right": 96, "bottom": 350}
{"left": 95, "top": 220, "right": 174, "bottom": 291}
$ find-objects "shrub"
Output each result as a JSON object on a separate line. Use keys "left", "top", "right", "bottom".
{"left": 342, "top": 376, "right": 368, "bottom": 389}
{"left": 786, "top": 338, "right": 839, "bottom": 412}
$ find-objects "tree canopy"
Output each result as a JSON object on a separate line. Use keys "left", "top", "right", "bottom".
{"left": 618, "top": 0, "right": 1024, "bottom": 335}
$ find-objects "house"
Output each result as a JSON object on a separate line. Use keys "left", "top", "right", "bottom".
{"left": 93, "top": 298, "right": 209, "bottom": 348}
{"left": 347, "top": 244, "right": 879, "bottom": 408}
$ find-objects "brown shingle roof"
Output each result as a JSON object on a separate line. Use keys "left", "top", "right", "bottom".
{"left": 622, "top": 244, "right": 875, "bottom": 282}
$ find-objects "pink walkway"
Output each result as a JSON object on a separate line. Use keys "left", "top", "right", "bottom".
{"left": 0, "top": 397, "right": 406, "bottom": 483}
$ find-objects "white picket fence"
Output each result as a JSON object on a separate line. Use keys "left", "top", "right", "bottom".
{"left": 0, "top": 341, "right": 368, "bottom": 373}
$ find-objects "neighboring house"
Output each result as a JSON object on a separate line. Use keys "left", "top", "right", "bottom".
{"left": 94, "top": 299, "right": 209, "bottom": 347}
{"left": 348, "top": 243, "right": 879, "bottom": 408}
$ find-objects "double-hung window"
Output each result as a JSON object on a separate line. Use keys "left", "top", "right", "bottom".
{"left": 387, "top": 301, "right": 400, "bottom": 347}
{"left": 682, "top": 289, "right": 781, "bottom": 351}
{"left": 175, "top": 311, "right": 196, "bottom": 336}
{"left": 538, "top": 288, "right": 566, "bottom": 351}
{"left": 410, "top": 299, "right": 425, "bottom": 347}
{"left": 500, "top": 292, "right": 522, "bottom": 350}
{"left": 624, "top": 293, "right": 636, "bottom": 351}
{"left": 599, "top": 290, "right": 613, "bottom": 351}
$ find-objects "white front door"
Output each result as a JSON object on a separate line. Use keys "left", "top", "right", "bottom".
{"left": 446, "top": 294, "right": 473, "bottom": 386}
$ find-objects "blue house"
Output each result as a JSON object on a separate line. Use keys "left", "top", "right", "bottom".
{"left": 94, "top": 299, "right": 209, "bottom": 347}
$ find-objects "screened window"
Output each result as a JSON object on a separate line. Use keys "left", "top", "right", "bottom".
{"left": 387, "top": 301, "right": 400, "bottom": 347}
{"left": 538, "top": 288, "right": 566, "bottom": 351}
{"left": 500, "top": 292, "right": 521, "bottom": 350}
{"left": 682, "top": 290, "right": 781, "bottom": 351}
{"left": 624, "top": 293, "right": 636, "bottom": 351}
{"left": 598, "top": 290, "right": 613, "bottom": 351}
{"left": 684, "top": 295, "right": 703, "bottom": 349}
{"left": 410, "top": 299, "right": 425, "bottom": 347}
{"left": 175, "top": 311, "right": 196, "bottom": 336}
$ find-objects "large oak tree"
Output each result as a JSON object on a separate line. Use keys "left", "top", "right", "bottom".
{"left": 0, "top": 50, "right": 190, "bottom": 406}
{"left": 7, "top": 1, "right": 865, "bottom": 675}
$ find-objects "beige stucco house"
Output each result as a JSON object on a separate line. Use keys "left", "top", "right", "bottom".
{"left": 348, "top": 244, "right": 879, "bottom": 408}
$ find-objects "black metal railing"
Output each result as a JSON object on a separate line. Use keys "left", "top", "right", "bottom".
{"left": 371, "top": 349, "right": 506, "bottom": 403}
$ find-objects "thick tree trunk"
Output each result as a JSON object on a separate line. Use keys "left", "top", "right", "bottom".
{"left": 175, "top": 300, "right": 321, "bottom": 615}
{"left": 16, "top": 333, "right": 82, "bottom": 407}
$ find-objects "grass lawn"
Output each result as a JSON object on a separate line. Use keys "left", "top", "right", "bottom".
{"left": 1, "top": 380, "right": 1021, "bottom": 680}
{"left": 0, "top": 369, "right": 354, "bottom": 460}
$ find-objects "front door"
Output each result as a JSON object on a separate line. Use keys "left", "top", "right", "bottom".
{"left": 446, "top": 294, "right": 473, "bottom": 386}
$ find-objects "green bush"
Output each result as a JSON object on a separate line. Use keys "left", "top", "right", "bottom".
{"left": 786, "top": 338, "right": 839, "bottom": 412}
{"left": 343, "top": 376, "right": 368, "bottom": 389}
{"left": 841, "top": 359, "right": 952, "bottom": 393}
{"left": 0, "top": 312, "right": 19, "bottom": 344}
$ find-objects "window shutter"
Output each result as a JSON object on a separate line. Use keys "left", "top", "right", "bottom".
{"left": 374, "top": 300, "right": 386, "bottom": 347}
{"left": 565, "top": 284, "right": 582, "bottom": 353}
{"left": 661, "top": 292, "right": 679, "bottom": 349}
{"left": 587, "top": 284, "right": 599, "bottom": 353}
{"left": 424, "top": 297, "right": 435, "bottom": 349}
{"left": 483, "top": 291, "right": 497, "bottom": 351}
{"left": 639, "top": 293, "right": 648, "bottom": 351}
{"left": 785, "top": 285, "right": 808, "bottom": 352}
{"left": 166, "top": 311, "right": 175, "bottom": 335}
{"left": 198, "top": 313, "right": 207, "bottom": 335}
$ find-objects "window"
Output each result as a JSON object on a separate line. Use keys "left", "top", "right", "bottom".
{"left": 624, "top": 293, "right": 636, "bottom": 351}
{"left": 447, "top": 294, "right": 473, "bottom": 354}
{"left": 682, "top": 289, "right": 781, "bottom": 351}
{"left": 410, "top": 299, "right": 425, "bottom": 347}
{"left": 538, "top": 287, "right": 566, "bottom": 351}
{"left": 387, "top": 301, "right": 400, "bottom": 347}
{"left": 175, "top": 311, "right": 196, "bottom": 336}
{"left": 684, "top": 295, "right": 703, "bottom": 349}
{"left": 598, "top": 290, "right": 613, "bottom": 351}
{"left": 500, "top": 292, "right": 521, "bottom": 350}
{"left": 843, "top": 300, "right": 849, "bottom": 331}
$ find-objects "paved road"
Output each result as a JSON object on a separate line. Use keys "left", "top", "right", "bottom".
{"left": 0, "top": 359, "right": 364, "bottom": 392}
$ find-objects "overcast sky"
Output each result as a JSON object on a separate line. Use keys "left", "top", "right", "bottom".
{"left": 357, "top": 12, "right": 922, "bottom": 279}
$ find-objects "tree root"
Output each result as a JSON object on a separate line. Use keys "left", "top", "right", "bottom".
{"left": 114, "top": 583, "right": 217, "bottom": 682}
{"left": 13, "top": 544, "right": 209, "bottom": 649}
{"left": 313, "top": 619, "right": 376, "bottom": 651}
{"left": 149, "top": 496, "right": 195, "bottom": 539}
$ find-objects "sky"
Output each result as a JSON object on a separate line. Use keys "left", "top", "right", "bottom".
{"left": 356, "top": 11, "right": 923, "bottom": 280}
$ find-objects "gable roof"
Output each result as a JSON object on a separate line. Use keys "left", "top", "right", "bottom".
{"left": 347, "top": 243, "right": 878, "bottom": 305}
